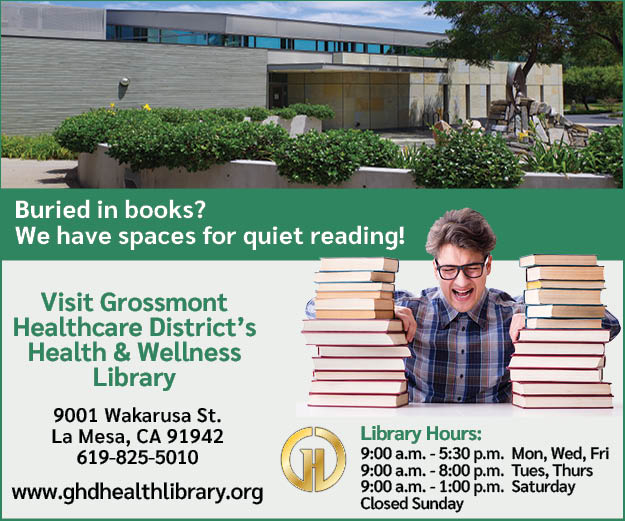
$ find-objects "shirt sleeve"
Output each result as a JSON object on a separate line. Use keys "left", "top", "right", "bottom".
{"left": 602, "top": 308, "right": 621, "bottom": 341}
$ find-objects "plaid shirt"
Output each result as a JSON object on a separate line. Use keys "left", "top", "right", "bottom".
{"left": 305, "top": 288, "right": 621, "bottom": 404}
{"left": 395, "top": 288, "right": 621, "bottom": 403}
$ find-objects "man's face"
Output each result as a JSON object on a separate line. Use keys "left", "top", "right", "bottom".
{"left": 434, "top": 244, "right": 491, "bottom": 313}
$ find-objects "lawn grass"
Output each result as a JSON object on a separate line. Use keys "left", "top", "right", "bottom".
{"left": 564, "top": 102, "right": 622, "bottom": 115}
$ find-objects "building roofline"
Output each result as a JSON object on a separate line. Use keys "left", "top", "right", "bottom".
{"left": 105, "top": 9, "right": 447, "bottom": 38}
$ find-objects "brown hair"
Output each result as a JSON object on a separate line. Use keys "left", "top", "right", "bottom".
{"left": 426, "top": 208, "right": 496, "bottom": 258}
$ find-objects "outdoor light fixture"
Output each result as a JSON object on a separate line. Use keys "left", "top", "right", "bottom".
{"left": 119, "top": 77, "right": 130, "bottom": 87}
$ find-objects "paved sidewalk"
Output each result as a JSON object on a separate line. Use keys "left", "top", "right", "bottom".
{"left": 1, "top": 158, "right": 79, "bottom": 188}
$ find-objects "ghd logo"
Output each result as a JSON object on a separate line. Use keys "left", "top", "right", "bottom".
{"left": 281, "top": 427, "right": 346, "bottom": 492}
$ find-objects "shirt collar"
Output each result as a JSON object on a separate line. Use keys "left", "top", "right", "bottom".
{"left": 436, "top": 287, "right": 489, "bottom": 329}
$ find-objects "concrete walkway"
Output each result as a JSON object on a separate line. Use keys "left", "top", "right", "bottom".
{"left": 1, "top": 158, "right": 78, "bottom": 188}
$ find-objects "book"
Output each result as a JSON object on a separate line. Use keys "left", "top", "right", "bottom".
{"left": 508, "top": 368, "right": 603, "bottom": 382}
{"left": 313, "top": 370, "right": 406, "bottom": 380}
{"left": 302, "top": 319, "right": 403, "bottom": 332}
{"left": 517, "top": 328, "right": 610, "bottom": 343}
{"left": 320, "top": 257, "right": 399, "bottom": 272}
{"left": 525, "top": 318, "right": 603, "bottom": 329}
{"left": 315, "top": 298, "right": 394, "bottom": 310}
{"left": 512, "top": 393, "right": 613, "bottom": 409}
{"left": 508, "top": 355, "right": 605, "bottom": 369}
{"left": 313, "top": 271, "right": 395, "bottom": 283}
{"left": 519, "top": 254, "right": 597, "bottom": 267}
{"left": 526, "top": 304, "right": 605, "bottom": 319}
{"left": 315, "top": 282, "right": 395, "bottom": 292}
{"left": 512, "top": 381, "right": 612, "bottom": 395}
{"left": 312, "top": 357, "right": 407, "bottom": 371}
{"left": 527, "top": 280, "right": 605, "bottom": 290}
{"left": 315, "top": 290, "right": 394, "bottom": 300}
{"left": 316, "top": 345, "right": 412, "bottom": 357}
{"left": 513, "top": 341, "right": 605, "bottom": 356}
{"left": 303, "top": 331, "right": 407, "bottom": 345}
{"left": 524, "top": 288, "right": 602, "bottom": 305}
{"left": 310, "top": 380, "right": 407, "bottom": 394}
{"left": 526, "top": 266, "right": 604, "bottom": 281}
{"left": 308, "top": 392, "right": 409, "bottom": 408}
{"left": 316, "top": 310, "right": 395, "bottom": 319}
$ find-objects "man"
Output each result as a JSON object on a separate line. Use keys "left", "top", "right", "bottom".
{"left": 393, "top": 208, "right": 620, "bottom": 403}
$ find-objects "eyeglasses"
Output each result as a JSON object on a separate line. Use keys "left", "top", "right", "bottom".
{"left": 435, "top": 257, "right": 489, "bottom": 280}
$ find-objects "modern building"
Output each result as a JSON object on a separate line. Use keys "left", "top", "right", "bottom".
{"left": 1, "top": 2, "right": 563, "bottom": 135}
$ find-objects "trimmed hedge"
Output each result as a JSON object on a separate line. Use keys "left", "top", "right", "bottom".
{"left": 407, "top": 128, "right": 524, "bottom": 188}
{"left": 273, "top": 129, "right": 401, "bottom": 185}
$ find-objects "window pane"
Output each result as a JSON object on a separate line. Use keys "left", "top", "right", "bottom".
{"left": 208, "top": 33, "right": 224, "bottom": 46}
{"left": 225, "top": 35, "right": 241, "bottom": 47}
{"left": 367, "top": 43, "right": 381, "bottom": 54}
{"left": 354, "top": 43, "right": 364, "bottom": 53}
{"left": 293, "top": 39, "right": 316, "bottom": 51}
{"left": 161, "top": 29, "right": 207, "bottom": 45}
{"left": 256, "top": 36, "right": 281, "bottom": 49}
{"left": 106, "top": 24, "right": 116, "bottom": 40}
{"left": 148, "top": 28, "right": 160, "bottom": 43}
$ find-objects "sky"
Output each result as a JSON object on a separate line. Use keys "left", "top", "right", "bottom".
{"left": 31, "top": 1, "right": 453, "bottom": 32}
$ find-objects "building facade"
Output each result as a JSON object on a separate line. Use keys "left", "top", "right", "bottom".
{"left": 1, "top": 2, "right": 563, "bottom": 135}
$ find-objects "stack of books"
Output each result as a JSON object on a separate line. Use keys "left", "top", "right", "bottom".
{"left": 511, "top": 254, "right": 613, "bottom": 409}
{"left": 303, "top": 257, "right": 409, "bottom": 408}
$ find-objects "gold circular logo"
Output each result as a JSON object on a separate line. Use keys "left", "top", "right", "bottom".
{"left": 281, "top": 427, "right": 346, "bottom": 492}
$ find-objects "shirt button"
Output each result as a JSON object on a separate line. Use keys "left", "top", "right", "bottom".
{"left": 460, "top": 374, "right": 464, "bottom": 379}
{"left": 461, "top": 326, "right": 466, "bottom": 331}
{"left": 457, "top": 397, "right": 462, "bottom": 401}
{"left": 461, "top": 349, "right": 465, "bottom": 354}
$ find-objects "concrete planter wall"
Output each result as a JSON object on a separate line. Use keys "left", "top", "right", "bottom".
{"left": 243, "top": 114, "right": 322, "bottom": 137}
{"left": 78, "top": 145, "right": 617, "bottom": 189}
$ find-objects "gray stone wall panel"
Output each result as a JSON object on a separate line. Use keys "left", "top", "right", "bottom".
{"left": 1, "top": 37, "right": 268, "bottom": 135}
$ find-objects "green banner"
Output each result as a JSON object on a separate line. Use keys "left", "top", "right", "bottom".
{"left": 1, "top": 189, "right": 622, "bottom": 260}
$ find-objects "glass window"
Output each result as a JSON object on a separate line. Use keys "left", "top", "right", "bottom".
{"left": 354, "top": 43, "right": 364, "bottom": 53}
{"left": 294, "top": 39, "right": 316, "bottom": 51}
{"left": 161, "top": 29, "right": 207, "bottom": 45}
{"left": 225, "top": 35, "right": 241, "bottom": 47}
{"left": 383, "top": 44, "right": 392, "bottom": 54}
{"left": 148, "top": 28, "right": 160, "bottom": 43}
{"left": 366, "top": 43, "right": 381, "bottom": 54}
{"left": 207, "top": 33, "right": 224, "bottom": 46}
{"left": 255, "top": 37, "right": 281, "bottom": 49}
{"left": 106, "top": 24, "right": 115, "bottom": 40}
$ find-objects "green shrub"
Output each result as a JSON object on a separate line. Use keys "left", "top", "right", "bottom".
{"left": 1, "top": 133, "right": 78, "bottom": 160}
{"left": 106, "top": 120, "right": 289, "bottom": 172}
{"left": 274, "top": 129, "right": 400, "bottom": 185}
{"left": 244, "top": 106, "right": 270, "bottom": 122}
{"left": 583, "top": 125, "right": 623, "bottom": 187}
{"left": 408, "top": 128, "right": 524, "bottom": 188}
{"left": 270, "top": 107, "right": 297, "bottom": 120}
{"left": 288, "top": 103, "right": 335, "bottom": 120}
{"left": 54, "top": 108, "right": 154, "bottom": 153}
{"left": 523, "top": 138, "right": 586, "bottom": 174}
{"left": 211, "top": 108, "right": 246, "bottom": 122}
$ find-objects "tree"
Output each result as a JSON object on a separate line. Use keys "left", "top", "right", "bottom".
{"left": 426, "top": 2, "right": 623, "bottom": 82}
{"left": 564, "top": 65, "right": 623, "bottom": 110}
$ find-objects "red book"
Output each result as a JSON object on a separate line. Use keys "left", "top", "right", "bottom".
{"left": 512, "top": 393, "right": 613, "bottom": 409}
{"left": 308, "top": 392, "right": 409, "bottom": 408}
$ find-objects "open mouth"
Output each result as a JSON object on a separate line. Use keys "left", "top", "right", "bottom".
{"left": 452, "top": 288, "right": 474, "bottom": 301}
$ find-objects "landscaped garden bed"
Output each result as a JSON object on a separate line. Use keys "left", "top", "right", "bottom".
{"left": 52, "top": 105, "right": 622, "bottom": 189}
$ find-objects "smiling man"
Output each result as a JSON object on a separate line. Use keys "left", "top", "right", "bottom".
{"left": 394, "top": 208, "right": 619, "bottom": 403}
